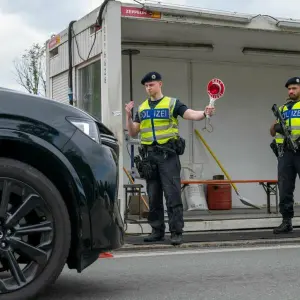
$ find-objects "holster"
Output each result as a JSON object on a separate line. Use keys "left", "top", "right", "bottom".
{"left": 169, "top": 136, "right": 186, "bottom": 155}
{"left": 270, "top": 140, "right": 279, "bottom": 157}
{"left": 134, "top": 154, "right": 157, "bottom": 180}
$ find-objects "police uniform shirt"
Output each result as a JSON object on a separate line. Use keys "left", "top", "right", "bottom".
{"left": 134, "top": 97, "right": 188, "bottom": 123}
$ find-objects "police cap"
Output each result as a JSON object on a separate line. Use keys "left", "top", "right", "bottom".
{"left": 141, "top": 71, "right": 162, "bottom": 85}
{"left": 285, "top": 76, "right": 300, "bottom": 88}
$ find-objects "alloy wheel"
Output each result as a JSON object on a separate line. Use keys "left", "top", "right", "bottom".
{"left": 0, "top": 178, "right": 53, "bottom": 294}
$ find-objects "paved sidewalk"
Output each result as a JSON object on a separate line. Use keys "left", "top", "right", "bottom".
{"left": 117, "top": 228, "right": 300, "bottom": 251}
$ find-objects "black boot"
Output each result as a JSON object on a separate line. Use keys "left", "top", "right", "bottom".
{"left": 273, "top": 218, "right": 293, "bottom": 234}
{"left": 170, "top": 232, "right": 183, "bottom": 246}
{"left": 144, "top": 229, "right": 165, "bottom": 242}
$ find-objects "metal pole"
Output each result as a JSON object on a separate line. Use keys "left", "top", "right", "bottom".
{"left": 122, "top": 49, "right": 140, "bottom": 180}
{"left": 129, "top": 51, "right": 134, "bottom": 170}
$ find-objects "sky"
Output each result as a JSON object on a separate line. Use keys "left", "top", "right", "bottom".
{"left": 1, "top": 0, "right": 300, "bottom": 92}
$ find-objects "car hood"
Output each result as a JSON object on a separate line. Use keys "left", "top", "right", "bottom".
{"left": 0, "top": 87, "right": 115, "bottom": 139}
{"left": 0, "top": 87, "right": 95, "bottom": 119}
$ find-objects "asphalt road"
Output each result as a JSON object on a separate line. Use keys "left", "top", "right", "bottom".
{"left": 39, "top": 245, "right": 300, "bottom": 300}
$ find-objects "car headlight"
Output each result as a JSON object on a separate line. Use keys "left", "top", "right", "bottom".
{"left": 66, "top": 117, "right": 100, "bottom": 143}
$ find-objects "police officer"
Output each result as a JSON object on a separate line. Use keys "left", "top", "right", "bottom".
{"left": 270, "top": 76, "right": 300, "bottom": 234}
{"left": 125, "top": 71, "right": 215, "bottom": 245}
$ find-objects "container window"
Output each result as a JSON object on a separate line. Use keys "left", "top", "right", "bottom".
{"left": 78, "top": 60, "right": 101, "bottom": 120}
{"left": 49, "top": 47, "right": 58, "bottom": 58}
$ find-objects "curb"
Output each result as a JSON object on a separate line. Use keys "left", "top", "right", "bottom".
{"left": 114, "top": 237, "right": 300, "bottom": 252}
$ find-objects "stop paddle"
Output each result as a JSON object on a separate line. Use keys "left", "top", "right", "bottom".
{"left": 202, "top": 78, "right": 225, "bottom": 132}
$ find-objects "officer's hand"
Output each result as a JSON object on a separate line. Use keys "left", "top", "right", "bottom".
{"left": 205, "top": 105, "right": 215, "bottom": 117}
{"left": 125, "top": 101, "right": 134, "bottom": 118}
{"left": 274, "top": 124, "right": 281, "bottom": 134}
{"left": 274, "top": 123, "right": 285, "bottom": 134}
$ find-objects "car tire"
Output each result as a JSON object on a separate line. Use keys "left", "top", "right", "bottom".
{"left": 0, "top": 158, "right": 71, "bottom": 300}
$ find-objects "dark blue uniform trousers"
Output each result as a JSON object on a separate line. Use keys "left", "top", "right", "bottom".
{"left": 146, "top": 150, "right": 184, "bottom": 234}
{"left": 278, "top": 150, "right": 300, "bottom": 219}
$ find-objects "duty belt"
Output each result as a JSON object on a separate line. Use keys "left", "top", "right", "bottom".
{"left": 142, "top": 144, "right": 176, "bottom": 160}
{"left": 143, "top": 143, "right": 175, "bottom": 153}
{"left": 142, "top": 137, "right": 185, "bottom": 156}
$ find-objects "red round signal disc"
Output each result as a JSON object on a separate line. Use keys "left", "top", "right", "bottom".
{"left": 209, "top": 83, "right": 221, "bottom": 95}
{"left": 207, "top": 78, "right": 225, "bottom": 100}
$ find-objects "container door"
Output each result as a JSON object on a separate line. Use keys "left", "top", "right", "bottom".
{"left": 52, "top": 71, "right": 69, "bottom": 104}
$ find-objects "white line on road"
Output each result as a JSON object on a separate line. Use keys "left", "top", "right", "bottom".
{"left": 113, "top": 244, "right": 300, "bottom": 258}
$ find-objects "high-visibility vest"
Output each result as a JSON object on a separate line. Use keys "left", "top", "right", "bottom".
{"left": 138, "top": 96, "right": 179, "bottom": 145}
{"left": 275, "top": 101, "right": 300, "bottom": 144}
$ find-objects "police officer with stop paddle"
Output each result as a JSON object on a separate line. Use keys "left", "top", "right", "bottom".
{"left": 125, "top": 71, "right": 215, "bottom": 245}
{"left": 270, "top": 76, "right": 300, "bottom": 234}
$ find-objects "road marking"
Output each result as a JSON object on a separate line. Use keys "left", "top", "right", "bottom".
{"left": 113, "top": 244, "right": 300, "bottom": 258}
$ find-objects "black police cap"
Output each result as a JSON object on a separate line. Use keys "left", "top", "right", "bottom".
{"left": 141, "top": 72, "right": 162, "bottom": 85}
{"left": 285, "top": 76, "right": 300, "bottom": 88}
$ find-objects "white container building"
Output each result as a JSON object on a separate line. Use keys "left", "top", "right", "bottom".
{"left": 45, "top": 0, "right": 300, "bottom": 234}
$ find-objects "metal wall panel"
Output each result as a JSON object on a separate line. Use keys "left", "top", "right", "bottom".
{"left": 73, "top": 30, "right": 102, "bottom": 66}
{"left": 49, "top": 29, "right": 102, "bottom": 78}
{"left": 49, "top": 42, "right": 68, "bottom": 77}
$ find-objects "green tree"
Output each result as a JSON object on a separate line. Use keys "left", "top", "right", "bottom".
{"left": 14, "top": 43, "right": 46, "bottom": 95}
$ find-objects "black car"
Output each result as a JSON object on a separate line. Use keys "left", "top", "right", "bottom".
{"left": 0, "top": 87, "right": 124, "bottom": 300}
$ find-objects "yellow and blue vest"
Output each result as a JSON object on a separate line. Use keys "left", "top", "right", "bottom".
{"left": 275, "top": 100, "right": 300, "bottom": 144}
{"left": 138, "top": 96, "right": 179, "bottom": 145}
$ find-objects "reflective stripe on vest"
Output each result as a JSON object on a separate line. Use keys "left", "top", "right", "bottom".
{"left": 138, "top": 96, "right": 179, "bottom": 145}
{"left": 275, "top": 102, "right": 300, "bottom": 144}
